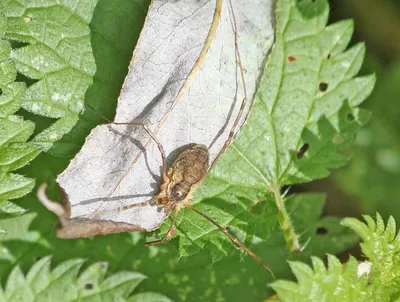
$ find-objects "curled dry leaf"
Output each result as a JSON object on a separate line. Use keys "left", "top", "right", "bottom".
{"left": 51, "top": 0, "right": 274, "bottom": 237}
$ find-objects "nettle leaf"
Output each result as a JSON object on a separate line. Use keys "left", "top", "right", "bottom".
{"left": 0, "top": 0, "right": 376, "bottom": 300}
{"left": 0, "top": 256, "right": 170, "bottom": 301}
{"left": 271, "top": 256, "right": 372, "bottom": 302}
{"left": 185, "top": 0, "right": 375, "bottom": 253}
{"left": 333, "top": 62, "right": 400, "bottom": 222}
{"left": 1, "top": 0, "right": 97, "bottom": 151}
{"left": 167, "top": 186, "right": 277, "bottom": 260}
{"left": 0, "top": 193, "right": 358, "bottom": 301}
{"left": 211, "top": 0, "right": 374, "bottom": 189}
{"left": 0, "top": 12, "right": 41, "bottom": 208}
{"left": 271, "top": 214, "right": 400, "bottom": 302}
{"left": 50, "top": 0, "right": 277, "bottom": 262}
{"left": 283, "top": 193, "right": 359, "bottom": 258}
{"left": 342, "top": 214, "right": 400, "bottom": 299}
{"left": 0, "top": 200, "right": 26, "bottom": 220}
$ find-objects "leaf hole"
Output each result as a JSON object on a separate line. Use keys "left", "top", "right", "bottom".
{"left": 319, "top": 82, "right": 328, "bottom": 92}
{"left": 16, "top": 72, "right": 38, "bottom": 87}
{"left": 24, "top": 17, "right": 32, "bottom": 23}
{"left": 316, "top": 227, "right": 328, "bottom": 235}
{"left": 84, "top": 283, "right": 93, "bottom": 290}
{"left": 10, "top": 40, "right": 29, "bottom": 49}
{"left": 288, "top": 55, "right": 296, "bottom": 62}
{"left": 296, "top": 143, "right": 309, "bottom": 159}
{"left": 347, "top": 113, "right": 355, "bottom": 122}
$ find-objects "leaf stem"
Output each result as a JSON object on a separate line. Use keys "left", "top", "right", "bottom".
{"left": 270, "top": 183, "right": 300, "bottom": 252}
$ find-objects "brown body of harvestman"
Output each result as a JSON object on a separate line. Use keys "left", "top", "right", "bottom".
{"left": 38, "top": 0, "right": 276, "bottom": 279}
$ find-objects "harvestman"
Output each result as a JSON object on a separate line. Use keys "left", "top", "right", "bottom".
{"left": 38, "top": 0, "right": 275, "bottom": 278}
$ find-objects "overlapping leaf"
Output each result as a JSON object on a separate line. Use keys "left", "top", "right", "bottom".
{"left": 1, "top": 0, "right": 97, "bottom": 151}
{"left": 0, "top": 256, "right": 170, "bottom": 301}
{"left": 210, "top": 0, "right": 374, "bottom": 188}
{"left": 342, "top": 214, "right": 400, "bottom": 297}
{"left": 271, "top": 214, "right": 400, "bottom": 301}
{"left": 0, "top": 0, "right": 379, "bottom": 301}
{"left": 0, "top": 12, "right": 40, "bottom": 215}
{"left": 0, "top": 191, "right": 359, "bottom": 301}
{"left": 171, "top": 0, "right": 375, "bottom": 255}
{"left": 333, "top": 62, "right": 400, "bottom": 222}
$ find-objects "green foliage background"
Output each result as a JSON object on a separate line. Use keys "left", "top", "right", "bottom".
{"left": 0, "top": 0, "right": 398, "bottom": 301}
{"left": 325, "top": 0, "right": 400, "bottom": 242}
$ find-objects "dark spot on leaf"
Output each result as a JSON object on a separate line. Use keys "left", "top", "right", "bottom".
{"left": 296, "top": 143, "right": 309, "bottom": 159}
{"left": 16, "top": 72, "right": 38, "bottom": 87}
{"left": 316, "top": 227, "right": 328, "bottom": 235}
{"left": 84, "top": 283, "right": 93, "bottom": 290}
{"left": 327, "top": 53, "right": 331, "bottom": 59}
{"left": 288, "top": 56, "right": 296, "bottom": 62}
{"left": 319, "top": 82, "right": 328, "bottom": 92}
{"left": 0, "top": 88, "right": 3, "bottom": 96}
{"left": 10, "top": 40, "right": 29, "bottom": 49}
{"left": 347, "top": 113, "right": 355, "bottom": 121}
{"left": 35, "top": 256, "right": 42, "bottom": 262}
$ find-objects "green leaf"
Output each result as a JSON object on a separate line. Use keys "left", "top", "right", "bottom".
{"left": 168, "top": 184, "right": 278, "bottom": 261}
{"left": 0, "top": 12, "right": 41, "bottom": 212}
{"left": 173, "top": 0, "right": 374, "bottom": 254}
{"left": 283, "top": 193, "right": 359, "bottom": 258}
{"left": 333, "top": 61, "right": 400, "bottom": 224}
{"left": 211, "top": 0, "right": 374, "bottom": 188}
{"left": 0, "top": 256, "right": 171, "bottom": 301}
{"left": 0, "top": 0, "right": 99, "bottom": 219}
{"left": 271, "top": 256, "right": 372, "bottom": 302}
{"left": 0, "top": 191, "right": 358, "bottom": 301}
{"left": 128, "top": 292, "right": 173, "bottom": 302}
{"left": 1, "top": 0, "right": 97, "bottom": 151}
{"left": 0, "top": 0, "right": 377, "bottom": 301}
{"left": 342, "top": 214, "right": 400, "bottom": 297}
{"left": 271, "top": 214, "right": 400, "bottom": 301}
{"left": 0, "top": 200, "right": 26, "bottom": 220}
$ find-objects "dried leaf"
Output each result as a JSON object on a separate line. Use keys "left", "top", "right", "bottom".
{"left": 56, "top": 0, "right": 274, "bottom": 233}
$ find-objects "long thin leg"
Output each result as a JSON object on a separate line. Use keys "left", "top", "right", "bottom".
{"left": 209, "top": 0, "right": 249, "bottom": 172}
{"left": 89, "top": 196, "right": 159, "bottom": 218}
{"left": 184, "top": 202, "right": 276, "bottom": 279}
{"left": 84, "top": 103, "right": 167, "bottom": 218}
{"left": 145, "top": 205, "right": 180, "bottom": 246}
{"left": 84, "top": 0, "right": 223, "bottom": 217}
{"left": 92, "top": 0, "right": 224, "bottom": 196}
{"left": 85, "top": 103, "right": 167, "bottom": 178}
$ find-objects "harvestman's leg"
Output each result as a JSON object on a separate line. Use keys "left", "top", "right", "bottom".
{"left": 144, "top": 205, "right": 180, "bottom": 246}
{"left": 181, "top": 4, "right": 276, "bottom": 277}
{"left": 209, "top": 0, "right": 249, "bottom": 172}
{"left": 84, "top": 0, "right": 224, "bottom": 217}
{"left": 85, "top": 104, "right": 168, "bottom": 217}
{"left": 183, "top": 202, "right": 276, "bottom": 279}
